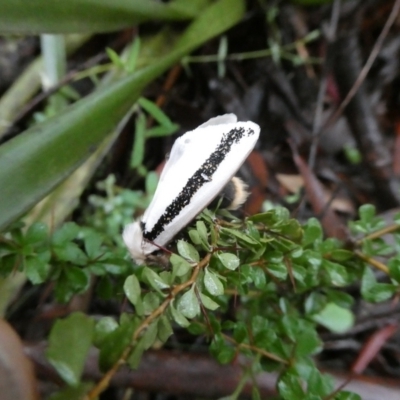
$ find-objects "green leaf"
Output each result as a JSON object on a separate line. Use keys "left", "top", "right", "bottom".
{"left": 177, "top": 240, "right": 199, "bottom": 263}
{"left": 0, "top": 254, "right": 19, "bottom": 277}
{"left": 218, "top": 253, "right": 239, "bottom": 270}
{"left": 233, "top": 321, "right": 247, "bottom": 343}
{"left": 48, "top": 382, "right": 93, "bottom": 400}
{"left": 216, "top": 344, "right": 236, "bottom": 364}
{"left": 123, "top": 274, "right": 141, "bottom": 306}
{"left": 169, "top": 301, "right": 190, "bottom": 327}
{"left": 138, "top": 97, "right": 175, "bottom": 128}
{"left": 325, "top": 290, "right": 354, "bottom": 309}
{"left": 0, "top": 0, "right": 198, "bottom": 34}
{"left": 177, "top": 285, "right": 200, "bottom": 319}
{"left": 93, "top": 317, "right": 118, "bottom": 347}
{"left": 144, "top": 124, "right": 180, "bottom": 138}
{"left": 220, "top": 227, "right": 259, "bottom": 245}
{"left": 334, "top": 392, "right": 362, "bottom": 400}
{"left": 295, "top": 325, "right": 322, "bottom": 356}
{"left": 199, "top": 292, "right": 220, "bottom": 310}
{"left": 312, "top": 303, "right": 354, "bottom": 333}
{"left": 25, "top": 222, "right": 48, "bottom": 244}
{"left": 250, "top": 266, "right": 267, "bottom": 289}
{"left": 83, "top": 231, "right": 103, "bottom": 259}
{"left": 99, "top": 317, "right": 137, "bottom": 371}
{"left": 142, "top": 292, "right": 161, "bottom": 315}
{"left": 189, "top": 229, "right": 202, "bottom": 246}
{"left": 158, "top": 315, "right": 173, "bottom": 343}
{"left": 196, "top": 220, "right": 209, "bottom": 243}
{"left": 141, "top": 321, "right": 158, "bottom": 350}
{"left": 267, "top": 262, "right": 287, "bottom": 280}
{"left": 388, "top": 257, "right": 400, "bottom": 283}
{"left": 307, "top": 368, "right": 334, "bottom": 397}
{"left": 204, "top": 267, "right": 224, "bottom": 296}
{"left": 46, "top": 312, "right": 94, "bottom": 386}
{"left": 126, "top": 37, "right": 141, "bottom": 73}
{"left": 106, "top": 47, "right": 124, "bottom": 68}
{"left": 359, "top": 204, "right": 376, "bottom": 223}
{"left": 54, "top": 242, "right": 88, "bottom": 265}
{"left": 25, "top": 252, "right": 51, "bottom": 284}
{"left": 54, "top": 267, "right": 90, "bottom": 303}
{"left": 330, "top": 249, "right": 353, "bottom": 261}
{"left": 127, "top": 337, "right": 146, "bottom": 370}
{"left": 322, "top": 260, "right": 349, "bottom": 286}
{"left": 302, "top": 218, "right": 322, "bottom": 247}
{"left": 130, "top": 113, "right": 147, "bottom": 169}
{"left": 278, "top": 373, "right": 305, "bottom": 400}
{"left": 52, "top": 222, "right": 80, "bottom": 245}
{"left": 142, "top": 266, "right": 170, "bottom": 291}
{"left": 170, "top": 254, "right": 192, "bottom": 278}
{"left": 361, "top": 267, "right": 396, "bottom": 303}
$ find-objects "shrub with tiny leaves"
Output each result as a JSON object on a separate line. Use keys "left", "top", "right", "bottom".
{"left": 1, "top": 184, "right": 399, "bottom": 399}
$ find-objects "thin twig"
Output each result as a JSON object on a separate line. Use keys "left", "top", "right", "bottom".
{"left": 308, "top": 0, "right": 341, "bottom": 170}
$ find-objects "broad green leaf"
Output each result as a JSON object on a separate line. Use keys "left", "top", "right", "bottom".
{"left": 0, "top": 0, "right": 199, "bottom": 34}
{"left": 46, "top": 312, "right": 94, "bottom": 386}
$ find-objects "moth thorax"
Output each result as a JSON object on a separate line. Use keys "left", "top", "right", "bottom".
{"left": 213, "top": 176, "right": 249, "bottom": 210}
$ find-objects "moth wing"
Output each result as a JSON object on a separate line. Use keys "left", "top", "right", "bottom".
{"left": 197, "top": 113, "right": 237, "bottom": 128}
{"left": 143, "top": 121, "right": 225, "bottom": 229}
{"left": 156, "top": 114, "right": 237, "bottom": 185}
{"left": 145, "top": 120, "right": 260, "bottom": 248}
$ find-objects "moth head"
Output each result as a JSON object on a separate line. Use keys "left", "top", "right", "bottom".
{"left": 122, "top": 221, "right": 158, "bottom": 265}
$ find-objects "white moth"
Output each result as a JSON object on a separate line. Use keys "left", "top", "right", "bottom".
{"left": 123, "top": 114, "right": 260, "bottom": 264}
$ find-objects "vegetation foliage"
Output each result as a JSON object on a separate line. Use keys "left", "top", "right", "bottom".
{"left": 0, "top": 0, "right": 399, "bottom": 399}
